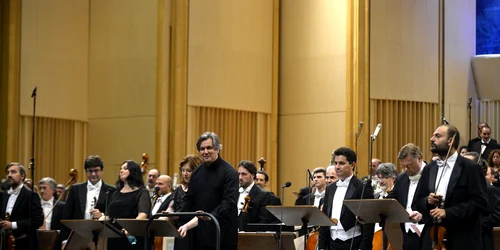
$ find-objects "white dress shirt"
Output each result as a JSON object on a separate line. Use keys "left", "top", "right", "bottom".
{"left": 6, "top": 184, "right": 23, "bottom": 230}
{"left": 152, "top": 193, "right": 171, "bottom": 215}
{"left": 238, "top": 182, "right": 254, "bottom": 215}
{"left": 330, "top": 175, "right": 361, "bottom": 241}
{"left": 85, "top": 180, "right": 102, "bottom": 219}
{"left": 481, "top": 139, "right": 491, "bottom": 155}
{"left": 42, "top": 197, "right": 55, "bottom": 230}
{"left": 435, "top": 152, "right": 458, "bottom": 203}
{"left": 313, "top": 189, "right": 325, "bottom": 208}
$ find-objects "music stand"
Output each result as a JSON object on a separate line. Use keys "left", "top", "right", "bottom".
{"left": 343, "top": 199, "right": 411, "bottom": 250}
{"left": 62, "top": 219, "right": 123, "bottom": 250}
{"left": 117, "top": 219, "right": 179, "bottom": 238}
{"left": 266, "top": 205, "right": 336, "bottom": 250}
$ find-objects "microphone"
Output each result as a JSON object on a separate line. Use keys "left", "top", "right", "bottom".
{"left": 173, "top": 173, "right": 179, "bottom": 188}
{"left": 279, "top": 181, "right": 292, "bottom": 250}
{"left": 356, "top": 122, "right": 364, "bottom": 137}
{"left": 441, "top": 117, "right": 449, "bottom": 125}
{"left": 153, "top": 186, "right": 160, "bottom": 195}
{"left": 31, "top": 86, "right": 37, "bottom": 98}
{"left": 307, "top": 169, "right": 313, "bottom": 181}
{"left": 371, "top": 124, "right": 382, "bottom": 140}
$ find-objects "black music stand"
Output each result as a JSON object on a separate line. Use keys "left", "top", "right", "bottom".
{"left": 343, "top": 198, "right": 411, "bottom": 250}
{"left": 117, "top": 219, "right": 179, "bottom": 238}
{"left": 266, "top": 205, "right": 336, "bottom": 250}
{"left": 62, "top": 219, "right": 122, "bottom": 250}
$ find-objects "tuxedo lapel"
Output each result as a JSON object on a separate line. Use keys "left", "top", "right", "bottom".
{"left": 324, "top": 184, "right": 337, "bottom": 217}
{"left": 400, "top": 175, "right": 410, "bottom": 208}
{"left": 11, "top": 186, "right": 26, "bottom": 215}
{"left": 79, "top": 184, "right": 87, "bottom": 215}
{"left": 445, "top": 157, "right": 463, "bottom": 206}
{"left": 340, "top": 179, "right": 357, "bottom": 218}
{"left": 428, "top": 162, "right": 438, "bottom": 193}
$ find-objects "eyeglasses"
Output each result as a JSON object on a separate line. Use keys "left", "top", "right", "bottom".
{"left": 86, "top": 169, "right": 102, "bottom": 174}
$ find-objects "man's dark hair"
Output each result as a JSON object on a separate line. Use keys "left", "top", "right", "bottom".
{"left": 333, "top": 147, "right": 357, "bottom": 164}
{"left": 5, "top": 162, "right": 26, "bottom": 181}
{"left": 256, "top": 170, "right": 269, "bottom": 182}
{"left": 313, "top": 168, "right": 326, "bottom": 177}
{"left": 84, "top": 155, "right": 104, "bottom": 170}
{"left": 238, "top": 160, "right": 257, "bottom": 178}
{"left": 443, "top": 125, "right": 460, "bottom": 149}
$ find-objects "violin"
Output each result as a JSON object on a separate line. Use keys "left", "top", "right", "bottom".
{"left": 1, "top": 212, "right": 15, "bottom": 250}
{"left": 430, "top": 134, "right": 456, "bottom": 250}
{"left": 140, "top": 153, "right": 149, "bottom": 176}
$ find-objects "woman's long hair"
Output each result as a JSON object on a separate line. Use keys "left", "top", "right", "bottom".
{"left": 179, "top": 154, "right": 202, "bottom": 185}
{"left": 115, "top": 160, "right": 144, "bottom": 190}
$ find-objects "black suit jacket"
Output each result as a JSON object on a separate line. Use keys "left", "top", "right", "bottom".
{"left": 48, "top": 201, "right": 65, "bottom": 250}
{"left": 156, "top": 193, "right": 174, "bottom": 214}
{"left": 238, "top": 184, "right": 281, "bottom": 226}
{"left": 1, "top": 186, "right": 44, "bottom": 250}
{"left": 413, "top": 155, "right": 488, "bottom": 250}
{"left": 467, "top": 137, "right": 498, "bottom": 152}
{"left": 481, "top": 185, "right": 500, "bottom": 250}
{"left": 318, "top": 176, "right": 374, "bottom": 250}
{"left": 469, "top": 139, "right": 500, "bottom": 160}
{"left": 295, "top": 186, "right": 313, "bottom": 205}
{"left": 60, "top": 181, "right": 115, "bottom": 241}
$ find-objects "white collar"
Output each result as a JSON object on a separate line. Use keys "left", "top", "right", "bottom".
{"left": 239, "top": 182, "right": 255, "bottom": 193}
{"left": 42, "top": 196, "right": 55, "bottom": 204}
{"left": 87, "top": 179, "right": 102, "bottom": 189}
{"left": 8, "top": 184, "right": 23, "bottom": 195}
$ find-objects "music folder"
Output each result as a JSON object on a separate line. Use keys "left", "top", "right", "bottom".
{"left": 265, "top": 205, "right": 336, "bottom": 227}
{"left": 343, "top": 198, "right": 411, "bottom": 250}
{"left": 116, "top": 219, "right": 180, "bottom": 237}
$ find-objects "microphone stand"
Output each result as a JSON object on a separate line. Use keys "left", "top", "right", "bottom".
{"left": 278, "top": 184, "right": 287, "bottom": 250}
{"left": 28, "top": 86, "right": 37, "bottom": 248}
{"left": 355, "top": 122, "right": 363, "bottom": 177}
{"left": 467, "top": 97, "right": 472, "bottom": 141}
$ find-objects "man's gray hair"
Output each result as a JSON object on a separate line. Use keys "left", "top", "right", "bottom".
{"left": 38, "top": 177, "right": 57, "bottom": 190}
{"left": 196, "top": 131, "right": 223, "bottom": 151}
{"left": 376, "top": 163, "right": 398, "bottom": 179}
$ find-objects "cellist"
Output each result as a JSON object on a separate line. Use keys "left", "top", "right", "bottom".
{"left": 413, "top": 124, "right": 488, "bottom": 250}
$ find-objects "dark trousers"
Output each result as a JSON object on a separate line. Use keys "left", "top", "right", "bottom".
{"left": 403, "top": 231, "right": 421, "bottom": 250}
{"left": 328, "top": 236, "right": 362, "bottom": 250}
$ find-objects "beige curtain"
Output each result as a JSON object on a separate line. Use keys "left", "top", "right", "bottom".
{"left": 18, "top": 115, "right": 87, "bottom": 185}
{"left": 187, "top": 106, "right": 272, "bottom": 173}
{"left": 370, "top": 99, "right": 440, "bottom": 170}
{"left": 479, "top": 100, "right": 500, "bottom": 139}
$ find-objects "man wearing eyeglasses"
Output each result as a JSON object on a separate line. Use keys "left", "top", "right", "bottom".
{"left": 60, "top": 155, "right": 115, "bottom": 249}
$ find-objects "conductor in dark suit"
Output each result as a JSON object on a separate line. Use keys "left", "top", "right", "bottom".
{"left": 178, "top": 132, "right": 239, "bottom": 250}
{"left": 468, "top": 125, "right": 500, "bottom": 160}
{"left": 0, "top": 162, "right": 44, "bottom": 250}
{"left": 237, "top": 160, "right": 280, "bottom": 228}
{"left": 414, "top": 124, "right": 488, "bottom": 250}
{"left": 318, "top": 147, "right": 374, "bottom": 250}
{"left": 38, "top": 177, "right": 66, "bottom": 250}
{"left": 386, "top": 143, "right": 431, "bottom": 250}
{"left": 60, "top": 155, "right": 115, "bottom": 247}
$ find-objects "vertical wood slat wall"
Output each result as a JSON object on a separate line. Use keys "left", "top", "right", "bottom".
{"left": 479, "top": 100, "right": 500, "bottom": 139}
{"left": 18, "top": 116, "right": 87, "bottom": 184}
{"left": 370, "top": 99, "right": 439, "bottom": 170}
{"left": 187, "top": 106, "right": 272, "bottom": 181}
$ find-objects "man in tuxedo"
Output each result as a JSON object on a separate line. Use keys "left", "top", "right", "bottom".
{"left": 237, "top": 160, "right": 280, "bottom": 229}
{"left": 60, "top": 155, "right": 115, "bottom": 248}
{"left": 469, "top": 125, "right": 500, "bottom": 160}
{"left": 151, "top": 175, "right": 173, "bottom": 215}
{"left": 318, "top": 147, "right": 374, "bottom": 250}
{"left": 0, "top": 162, "right": 44, "bottom": 250}
{"left": 38, "top": 177, "right": 65, "bottom": 250}
{"left": 386, "top": 143, "right": 430, "bottom": 250}
{"left": 297, "top": 168, "right": 327, "bottom": 207}
{"left": 325, "top": 165, "right": 338, "bottom": 185}
{"left": 467, "top": 122, "right": 496, "bottom": 150}
{"left": 414, "top": 124, "right": 488, "bottom": 250}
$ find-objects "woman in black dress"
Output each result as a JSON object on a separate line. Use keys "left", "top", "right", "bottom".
{"left": 107, "top": 160, "right": 151, "bottom": 250}
{"left": 167, "top": 154, "right": 202, "bottom": 250}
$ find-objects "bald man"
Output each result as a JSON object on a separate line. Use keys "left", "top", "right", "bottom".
{"left": 152, "top": 175, "right": 174, "bottom": 215}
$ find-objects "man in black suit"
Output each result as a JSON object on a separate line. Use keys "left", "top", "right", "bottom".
{"left": 414, "top": 124, "right": 488, "bottom": 250}
{"left": 60, "top": 155, "right": 115, "bottom": 248}
{"left": 468, "top": 125, "right": 500, "bottom": 160}
{"left": 178, "top": 132, "right": 239, "bottom": 250}
{"left": 237, "top": 160, "right": 280, "bottom": 230}
{"left": 467, "top": 122, "right": 497, "bottom": 150}
{"left": 298, "top": 168, "right": 327, "bottom": 207}
{"left": 151, "top": 175, "right": 174, "bottom": 215}
{"left": 0, "top": 162, "right": 44, "bottom": 250}
{"left": 318, "top": 147, "right": 374, "bottom": 250}
{"left": 386, "top": 143, "right": 431, "bottom": 250}
{"left": 38, "top": 177, "right": 65, "bottom": 250}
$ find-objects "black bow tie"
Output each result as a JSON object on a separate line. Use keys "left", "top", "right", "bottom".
{"left": 482, "top": 142, "right": 489, "bottom": 146}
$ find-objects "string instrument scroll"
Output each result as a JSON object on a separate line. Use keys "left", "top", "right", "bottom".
{"left": 430, "top": 133, "right": 456, "bottom": 250}
{"left": 140, "top": 153, "right": 149, "bottom": 176}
